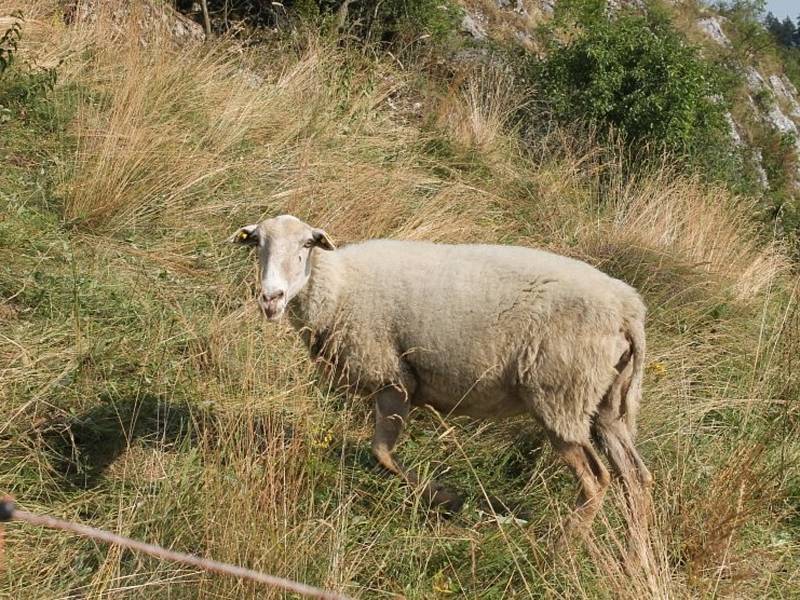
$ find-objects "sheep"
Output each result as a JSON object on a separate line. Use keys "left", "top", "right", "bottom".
{"left": 229, "top": 214, "right": 653, "bottom": 547}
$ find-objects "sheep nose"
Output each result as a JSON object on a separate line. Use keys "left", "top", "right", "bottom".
{"left": 261, "top": 289, "right": 284, "bottom": 303}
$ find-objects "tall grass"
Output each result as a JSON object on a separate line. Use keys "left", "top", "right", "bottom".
{"left": 1, "top": 1, "right": 798, "bottom": 598}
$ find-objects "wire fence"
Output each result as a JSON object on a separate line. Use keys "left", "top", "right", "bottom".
{"left": 0, "top": 496, "right": 350, "bottom": 599}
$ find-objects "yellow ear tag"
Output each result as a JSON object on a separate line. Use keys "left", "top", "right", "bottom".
{"left": 239, "top": 231, "right": 249, "bottom": 241}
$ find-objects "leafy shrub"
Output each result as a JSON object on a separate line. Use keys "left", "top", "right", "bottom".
{"left": 195, "top": 0, "right": 459, "bottom": 43}
{"left": 779, "top": 46, "right": 800, "bottom": 91}
{"left": 714, "top": 1, "right": 777, "bottom": 61}
{"left": 0, "top": 66, "right": 59, "bottom": 120}
{"left": 755, "top": 124, "right": 800, "bottom": 243}
{"left": 522, "top": 0, "right": 735, "bottom": 176}
{"left": 354, "top": 0, "right": 460, "bottom": 42}
{"left": 301, "top": 0, "right": 460, "bottom": 43}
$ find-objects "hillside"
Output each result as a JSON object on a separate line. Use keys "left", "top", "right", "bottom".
{"left": 1, "top": 0, "right": 799, "bottom": 598}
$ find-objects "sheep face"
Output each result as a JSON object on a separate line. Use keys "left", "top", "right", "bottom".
{"left": 229, "top": 215, "right": 335, "bottom": 321}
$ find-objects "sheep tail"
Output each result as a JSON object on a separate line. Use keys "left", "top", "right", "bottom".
{"left": 623, "top": 317, "right": 646, "bottom": 438}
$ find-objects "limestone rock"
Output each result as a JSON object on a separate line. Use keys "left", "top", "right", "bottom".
{"left": 461, "top": 12, "right": 487, "bottom": 41}
{"left": 696, "top": 17, "right": 731, "bottom": 47}
{"left": 62, "top": 0, "right": 205, "bottom": 46}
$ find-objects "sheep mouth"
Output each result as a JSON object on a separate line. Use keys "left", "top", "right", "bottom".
{"left": 260, "top": 301, "right": 285, "bottom": 321}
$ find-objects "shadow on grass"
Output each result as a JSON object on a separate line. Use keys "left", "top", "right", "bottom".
{"left": 41, "top": 394, "right": 203, "bottom": 489}
{"left": 41, "top": 394, "right": 293, "bottom": 489}
{"left": 42, "top": 392, "right": 550, "bottom": 524}
{"left": 323, "top": 421, "right": 548, "bottom": 520}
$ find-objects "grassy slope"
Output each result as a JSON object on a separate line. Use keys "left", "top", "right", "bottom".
{"left": 1, "top": 2, "right": 799, "bottom": 598}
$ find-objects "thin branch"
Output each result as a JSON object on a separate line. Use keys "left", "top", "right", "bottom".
{"left": 200, "top": 0, "right": 211, "bottom": 36}
{"left": 1, "top": 499, "right": 349, "bottom": 600}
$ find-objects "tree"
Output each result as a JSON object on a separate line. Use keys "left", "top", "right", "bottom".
{"left": 781, "top": 16, "right": 797, "bottom": 47}
{"left": 765, "top": 11, "right": 780, "bottom": 34}
{"left": 765, "top": 12, "right": 797, "bottom": 47}
{"left": 795, "top": 14, "right": 800, "bottom": 46}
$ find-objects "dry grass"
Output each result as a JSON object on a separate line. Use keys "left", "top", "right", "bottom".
{"left": 599, "top": 170, "right": 788, "bottom": 300}
{"left": 432, "top": 65, "right": 524, "bottom": 157}
{"left": 1, "top": 1, "right": 799, "bottom": 598}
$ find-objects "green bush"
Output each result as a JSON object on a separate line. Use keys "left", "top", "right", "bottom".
{"left": 326, "top": 0, "right": 460, "bottom": 43}
{"left": 201, "top": 1, "right": 459, "bottom": 44}
{"left": 755, "top": 124, "right": 800, "bottom": 242}
{"left": 523, "top": 0, "right": 735, "bottom": 175}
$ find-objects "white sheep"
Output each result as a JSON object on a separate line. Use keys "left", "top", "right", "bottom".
{"left": 230, "top": 215, "right": 653, "bottom": 546}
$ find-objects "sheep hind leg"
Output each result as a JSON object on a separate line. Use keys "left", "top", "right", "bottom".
{"left": 593, "top": 417, "right": 653, "bottom": 568}
{"left": 594, "top": 418, "right": 652, "bottom": 515}
{"left": 593, "top": 360, "right": 653, "bottom": 567}
{"left": 548, "top": 433, "right": 611, "bottom": 550}
{"left": 595, "top": 359, "right": 653, "bottom": 494}
{"left": 371, "top": 387, "right": 463, "bottom": 512}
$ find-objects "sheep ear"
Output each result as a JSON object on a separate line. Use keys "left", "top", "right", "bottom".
{"left": 311, "top": 228, "right": 336, "bottom": 251}
{"left": 228, "top": 224, "right": 260, "bottom": 246}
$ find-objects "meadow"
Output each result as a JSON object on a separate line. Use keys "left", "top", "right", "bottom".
{"left": 1, "top": 2, "right": 798, "bottom": 597}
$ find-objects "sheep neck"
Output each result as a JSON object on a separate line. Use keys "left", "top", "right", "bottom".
{"left": 289, "top": 249, "right": 341, "bottom": 338}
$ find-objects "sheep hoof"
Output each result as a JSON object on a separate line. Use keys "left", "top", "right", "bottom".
{"left": 550, "top": 519, "right": 589, "bottom": 558}
{"left": 440, "top": 494, "right": 465, "bottom": 514}
{"left": 428, "top": 487, "right": 464, "bottom": 514}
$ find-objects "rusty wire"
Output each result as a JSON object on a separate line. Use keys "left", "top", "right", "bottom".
{"left": 0, "top": 497, "right": 349, "bottom": 599}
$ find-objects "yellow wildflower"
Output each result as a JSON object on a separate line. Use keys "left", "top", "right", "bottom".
{"left": 647, "top": 361, "right": 667, "bottom": 376}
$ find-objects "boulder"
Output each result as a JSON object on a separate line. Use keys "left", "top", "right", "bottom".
{"left": 62, "top": 0, "right": 205, "bottom": 46}
{"left": 696, "top": 16, "right": 731, "bottom": 47}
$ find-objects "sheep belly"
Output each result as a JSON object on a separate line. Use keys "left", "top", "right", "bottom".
{"left": 410, "top": 373, "right": 528, "bottom": 419}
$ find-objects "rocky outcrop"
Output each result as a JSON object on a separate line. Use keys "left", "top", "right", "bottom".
{"left": 752, "top": 148, "right": 770, "bottom": 190}
{"left": 744, "top": 67, "right": 800, "bottom": 184}
{"left": 770, "top": 74, "right": 800, "bottom": 120}
{"left": 461, "top": 12, "right": 487, "bottom": 41}
{"left": 745, "top": 66, "right": 766, "bottom": 89}
{"left": 697, "top": 16, "right": 731, "bottom": 47}
{"left": 62, "top": 0, "right": 205, "bottom": 45}
{"left": 723, "top": 105, "right": 770, "bottom": 189}
{"left": 725, "top": 111, "right": 743, "bottom": 146}
{"left": 695, "top": 17, "right": 800, "bottom": 189}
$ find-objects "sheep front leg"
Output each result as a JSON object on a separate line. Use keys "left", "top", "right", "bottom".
{"left": 372, "top": 387, "right": 463, "bottom": 512}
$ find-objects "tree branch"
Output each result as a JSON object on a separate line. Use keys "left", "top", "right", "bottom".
{"left": 200, "top": 0, "right": 211, "bottom": 36}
